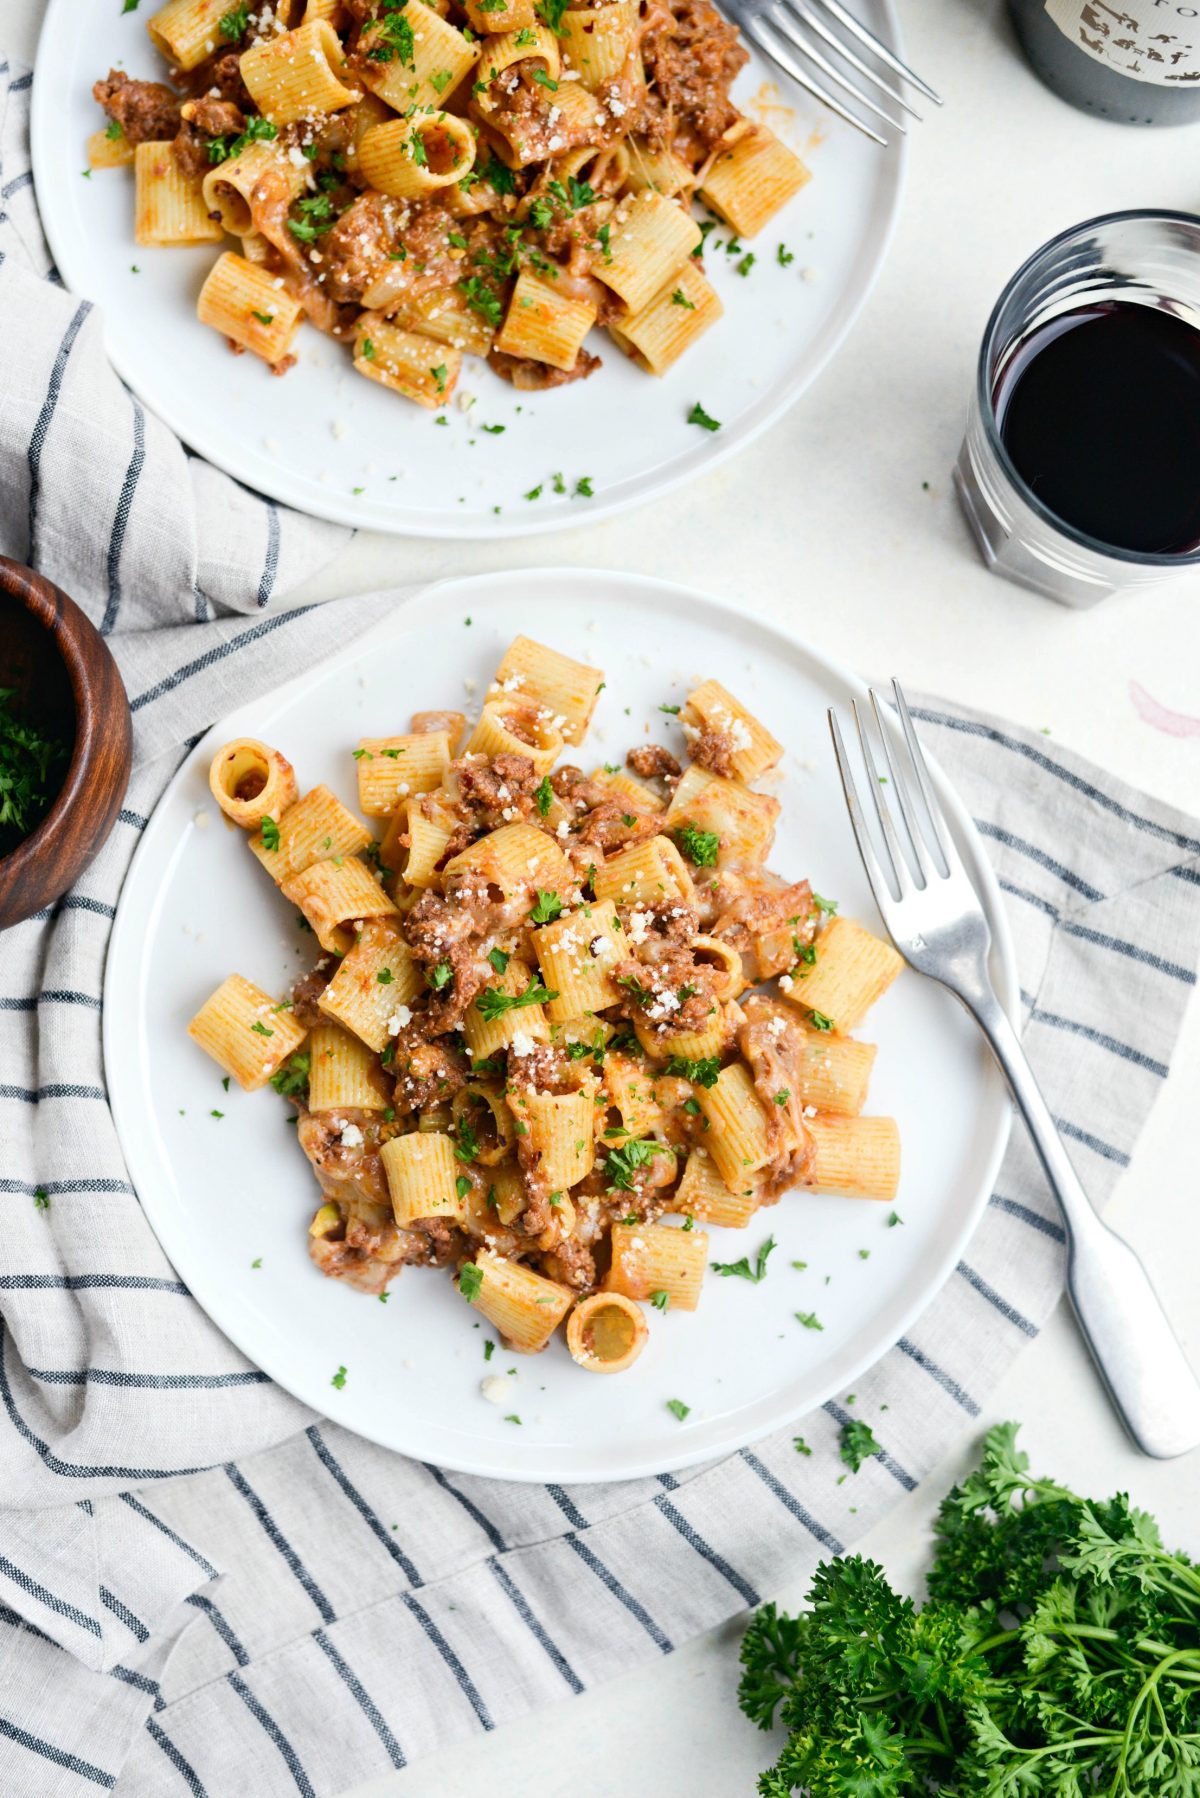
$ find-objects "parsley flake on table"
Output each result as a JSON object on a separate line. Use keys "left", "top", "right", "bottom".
{"left": 712, "top": 1235, "right": 775, "bottom": 1284}
{"left": 688, "top": 401, "right": 721, "bottom": 431}
{"left": 795, "top": 1310, "right": 823, "bottom": 1330}
{"left": 887, "top": 1210, "right": 904, "bottom": 1227}
{"left": 839, "top": 1417, "right": 881, "bottom": 1473}
{"left": 777, "top": 243, "right": 795, "bottom": 267}
{"left": 666, "top": 1398, "right": 691, "bottom": 1421}
{"left": 330, "top": 1365, "right": 347, "bottom": 1389}
{"left": 33, "top": 1188, "right": 50, "bottom": 1212}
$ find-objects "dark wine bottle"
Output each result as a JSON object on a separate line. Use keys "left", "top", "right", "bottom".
{"left": 1009, "top": 0, "right": 1200, "bottom": 124}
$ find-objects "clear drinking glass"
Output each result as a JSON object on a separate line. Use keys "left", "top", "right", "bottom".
{"left": 955, "top": 210, "right": 1200, "bottom": 608}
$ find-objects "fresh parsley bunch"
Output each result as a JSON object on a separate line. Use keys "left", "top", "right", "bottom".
{"left": 739, "top": 1423, "right": 1200, "bottom": 1795}
{"left": 0, "top": 687, "right": 69, "bottom": 856}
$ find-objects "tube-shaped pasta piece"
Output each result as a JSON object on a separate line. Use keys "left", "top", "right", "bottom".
{"left": 197, "top": 252, "right": 304, "bottom": 367}
{"left": 591, "top": 191, "right": 701, "bottom": 314}
{"left": 357, "top": 7, "right": 479, "bottom": 111}
{"left": 533, "top": 898, "right": 624, "bottom": 1020}
{"left": 353, "top": 315, "right": 461, "bottom": 409}
{"left": 592, "top": 833, "right": 694, "bottom": 907}
{"left": 567, "top": 1292, "right": 649, "bottom": 1372}
{"left": 134, "top": 143, "right": 224, "bottom": 246}
{"left": 464, "top": 704, "right": 564, "bottom": 777}
{"left": 443, "top": 822, "right": 574, "bottom": 903}
{"left": 464, "top": 0, "right": 536, "bottom": 33}
{"left": 667, "top": 1146, "right": 759, "bottom": 1225}
{"left": 147, "top": 0, "right": 230, "bottom": 72}
{"left": 622, "top": 133, "right": 694, "bottom": 198}
{"left": 188, "top": 974, "right": 308, "bottom": 1091}
{"left": 282, "top": 857, "right": 399, "bottom": 954}
{"left": 381, "top": 1131, "right": 466, "bottom": 1224}
{"left": 605, "top": 1220, "right": 707, "bottom": 1311}
{"left": 597, "top": 1052, "right": 662, "bottom": 1146}
{"left": 632, "top": 1001, "right": 730, "bottom": 1063}
{"left": 239, "top": 20, "right": 359, "bottom": 124}
{"left": 495, "top": 271, "right": 596, "bottom": 372}
{"left": 208, "top": 739, "right": 297, "bottom": 829}
{"left": 452, "top": 1083, "right": 516, "bottom": 1166}
{"left": 781, "top": 918, "right": 903, "bottom": 1033}
{"left": 695, "top": 1061, "right": 773, "bottom": 1187}
{"left": 667, "top": 764, "right": 780, "bottom": 867}
{"left": 609, "top": 260, "right": 722, "bottom": 375}
{"left": 464, "top": 957, "right": 552, "bottom": 1060}
{"left": 201, "top": 141, "right": 308, "bottom": 238}
{"left": 317, "top": 919, "right": 423, "bottom": 1052}
{"left": 786, "top": 1024, "right": 877, "bottom": 1117}
{"left": 384, "top": 794, "right": 458, "bottom": 884}
{"left": 380, "top": 287, "right": 496, "bottom": 358}
{"left": 307, "top": 1023, "right": 389, "bottom": 1111}
{"left": 472, "top": 22, "right": 560, "bottom": 90}
{"left": 489, "top": 636, "right": 603, "bottom": 746}
{"left": 690, "top": 936, "right": 745, "bottom": 1002}
{"left": 358, "top": 113, "right": 475, "bottom": 199}
{"left": 507, "top": 1084, "right": 595, "bottom": 1189}
{"left": 699, "top": 121, "right": 810, "bottom": 239}
{"left": 355, "top": 731, "right": 451, "bottom": 818}
{"left": 589, "top": 767, "right": 664, "bottom": 812}
{"left": 802, "top": 1115, "right": 900, "bottom": 1201}
{"left": 461, "top": 1250, "right": 573, "bottom": 1353}
{"left": 558, "top": 1, "right": 637, "bottom": 88}
{"left": 248, "top": 785, "right": 372, "bottom": 882}
{"left": 87, "top": 125, "right": 135, "bottom": 170}
{"left": 681, "top": 679, "right": 783, "bottom": 782}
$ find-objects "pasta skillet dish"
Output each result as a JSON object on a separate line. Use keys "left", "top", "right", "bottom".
{"left": 90, "top": 0, "right": 810, "bottom": 404}
{"left": 189, "top": 636, "right": 903, "bottom": 1374}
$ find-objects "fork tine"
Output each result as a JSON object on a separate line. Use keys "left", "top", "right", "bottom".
{"left": 782, "top": 0, "right": 923, "bottom": 118}
{"left": 891, "top": 679, "right": 966, "bottom": 876}
{"left": 868, "top": 687, "right": 933, "bottom": 883}
{"left": 827, "top": 709, "right": 897, "bottom": 917}
{"left": 811, "top": 0, "right": 943, "bottom": 102}
{"left": 766, "top": 5, "right": 907, "bottom": 131}
{"left": 852, "top": 698, "right": 913, "bottom": 896}
{"left": 744, "top": 14, "right": 888, "bottom": 144}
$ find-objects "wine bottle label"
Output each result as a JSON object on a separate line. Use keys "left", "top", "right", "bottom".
{"left": 1045, "top": 0, "right": 1200, "bottom": 84}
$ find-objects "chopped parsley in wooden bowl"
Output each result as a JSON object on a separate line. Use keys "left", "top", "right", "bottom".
{"left": 0, "top": 558, "right": 132, "bottom": 930}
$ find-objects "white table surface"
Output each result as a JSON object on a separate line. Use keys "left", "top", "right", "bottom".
{"left": 12, "top": 0, "right": 1200, "bottom": 1791}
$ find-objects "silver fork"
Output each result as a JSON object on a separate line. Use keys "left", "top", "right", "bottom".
{"left": 722, "top": 0, "right": 941, "bottom": 147}
{"left": 829, "top": 680, "right": 1200, "bottom": 1460}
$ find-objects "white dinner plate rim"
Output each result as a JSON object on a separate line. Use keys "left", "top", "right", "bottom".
{"left": 30, "top": 2, "right": 907, "bottom": 541}
{"left": 104, "top": 568, "right": 1016, "bottom": 1482}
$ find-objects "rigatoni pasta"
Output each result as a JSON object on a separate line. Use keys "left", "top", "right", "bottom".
{"left": 91, "top": 0, "right": 814, "bottom": 413}
{"left": 187, "top": 635, "right": 904, "bottom": 1372}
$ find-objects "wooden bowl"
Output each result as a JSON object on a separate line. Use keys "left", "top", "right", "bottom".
{"left": 0, "top": 558, "right": 133, "bottom": 930}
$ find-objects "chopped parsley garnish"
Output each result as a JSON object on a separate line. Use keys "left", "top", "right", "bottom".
{"left": 269, "top": 1052, "right": 309, "bottom": 1100}
{"left": 33, "top": 1188, "right": 50, "bottom": 1212}
{"left": 251, "top": 310, "right": 274, "bottom": 326}
{"left": 812, "top": 892, "right": 839, "bottom": 915}
{"left": 666, "top": 1398, "right": 690, "bottom": 1421}
{"left": 664, "top": 1054, "right": 720, "bottom": 1088}
{"left": 287, "top": 191, "right": 338, "bottom": 243}
{"left": 840, "top": 1417, "right": 881, "bottom": 1473}
{"left": 454, "top": 1117, "right": 479, "bottom": 1163}
{"left": 793, "top": 1435, "right": 812, "bottom": 1455}
{"left": 575, "top": 477, "right": 593, "bottom": 497}
{"left": 366, "top": 3, "right": 416, "bottom": 64}
{"left": 208, "top": 115, "right": 276, "bottom": 165}
{"left": 431, "top": 363, "right": 448, "bottom": 393}
{"left": 504, "top": 1413, "right": 522, "bottom": 1424}
{"left": 460, "top": 1263, "right": 484, "bottom": 1301}
{"left": 736, "top": 253, "right": 756, "bottom": 277}
{"left": 409, "top": 129, "right": 429, "bottom": 168}
{"left": 795, "top": 1310, "right": 824, "bottom": 1330}
{"left": 0, "top": 687, "right": 70, "bottom": 853}
{"left": 249, "top": 1020, "right": 273, "bottom": 1038}
{"left": 256, "top": 815, "right": 280, "bottom": 851}
{"left": 659, "top": 702, "right": 681, "bottom": 714}
{"left": 774, "top": 1090, "right": 790, "bottom": 1106}
{"left": 594, "top": 222, "right": 612, "bottom": 263}
{"left": 218, "top": 3, "right": 250, "bottom": 41}
{"left": 534, "top": 775, "right": 553, "bottom": 817}
{"left": 809, "top": 1011, "right": 834, "bottom": 1032}
{"left": 361, "top": 338, "right": 376, "bottom": 360}
{"left": 376, "top": 967, "right": 393, "bottom": 985}
{"left": 330, "top": 1365, "right": 348, "bottom": 1389}
{"left": 529, "top": 197, "right": 554, "bottom": 229}
{"left": 887, "top": 1210, "right": 904, "bottom": 1227}
{"left": 483, "top": 1338, "right": 495, "bottom": 1360}
{"left": 605, "top": 1137, "right": 674, "bottom": 1191}
{"left": 712, "top": 1235, "right": 775, "bottom": 1284}
{"left": 688, "top": 401, "right": 721, "bottom": 432}
{"left": 777, "top": 242, "right": 795, "bottom": 267}
{"left": 671, "top": 287, "right": 696, "bottom": 309}
{"left": 524, "top": 484, "right": 544, "bottom": 502}
{"left": 528, "top": 889, "right": 563, "bottom": 924}
{"left": 650, "top": 1289, "right": 670, "bottom": 1311}
{"left": 430, "top": 67, "right": 453, "bottom": 93}
{"left": 455, "top": 1174, "right": 472, "bottom": 1200}
{"left": 476, "top": 976, "right": 557, "bottom": 1020}
{"left": 536, "top": 0, "right": 568, "bottom": 28}
{"left": 487, "top": 947, "right": 510, "bottom": 975}
{"left": 105, "top": 119, "right": 123, "bottom": 141}
{"left": 674, "top": 824, "right": 720, "bottom": 867}
{"left": 427, "top": 960, "right": 454, "bottom": 991}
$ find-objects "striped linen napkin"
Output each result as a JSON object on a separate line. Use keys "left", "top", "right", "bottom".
{"left": 4, "top": 55, "right": 1200, "bottom": 1798}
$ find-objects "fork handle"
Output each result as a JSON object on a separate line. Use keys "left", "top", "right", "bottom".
{"left": 970, "top": 993, "right": 1200, "bottom": 1459}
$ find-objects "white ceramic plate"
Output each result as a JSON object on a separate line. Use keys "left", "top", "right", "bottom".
{"left": 32, "top": 1, "right": 904, "bottom": 538}
{"left": 105, "top": 569, "right": 1015, "bottom": 1482}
